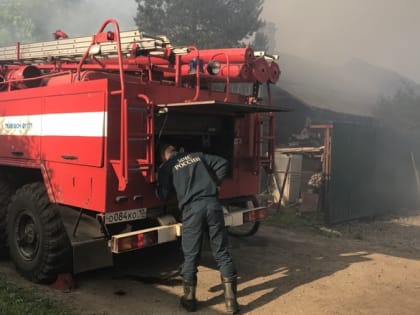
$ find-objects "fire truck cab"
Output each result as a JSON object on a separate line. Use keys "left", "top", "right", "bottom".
{"left": 0, "top": 19, "right": 285, "bottom": 283}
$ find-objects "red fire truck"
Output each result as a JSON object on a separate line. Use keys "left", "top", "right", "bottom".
{"left": 0, "top": 19, "right": 284, "bottom": 284}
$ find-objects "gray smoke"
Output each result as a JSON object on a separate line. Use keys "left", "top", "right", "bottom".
{"left": 42, "top": 0, "right": 137, "bottom": 37}
{"left": 263, "top": 0, "right": 420, "bottom": 82}
{"left": 263, "top": 0, "right": 420, "bottom": 213}
{"left": 262, "top": 0, "right": 420, "bottom": 115}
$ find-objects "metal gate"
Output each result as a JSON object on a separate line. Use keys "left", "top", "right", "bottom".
{"left": 327, "top": 122, "right": 398, "bottom": 223}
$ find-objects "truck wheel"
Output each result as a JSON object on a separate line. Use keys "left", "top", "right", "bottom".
{"left": 0, "top": 180, "right": 11, "bottom": 255}
{"left": 7, "top": 183, "right": 71, "bottom": 283}
{"left": 226, "top": 198, "right": 261, "bottom": 237}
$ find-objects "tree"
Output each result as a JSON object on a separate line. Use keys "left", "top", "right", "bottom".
{"left": 252, "top": 31, "right": 269, "bottom": 51}
{"left": 0, "top": 1, "right": 33, "bottom": 44}
{"left": 373, "top": 81, "right": 420, "bottom": 138}
{"left": 0, "top": 0, "right": 79, "bottom": 44}
{"left": 134, "top": 0, "right": 265, "bottom": 48}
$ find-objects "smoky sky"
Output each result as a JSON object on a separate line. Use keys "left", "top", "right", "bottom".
{"left": 263, "top": 0, "right": 420, "bottom": 83}
{"left": 67, "top": 0, "right": 420, "bottom": 84}
{"left": 32, "top": 0, "right": 420, "bottom": 85}
{"left": 49, "top": 0, "right": 137, "bottom": 36}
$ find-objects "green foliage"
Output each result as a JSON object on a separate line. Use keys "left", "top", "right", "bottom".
{"left": 252, "top": 31, "right": 269, "bottom": 51}
{"left": 134, "top": 0, "right": 265, "bottom": 48}
{"left": 0, "top": 1, "right": 33, "bottom": 43}
{"left": 0, "top": 275, "right": 74, "bottom": 315}
{"left": 373, "top": 81, "right": 420, "bottom": 137}
{"left": 253, "top": 21, "right": 277, "bottom": 52}
{"left": 0, "top": 0, "right": 78, "bottom": 44}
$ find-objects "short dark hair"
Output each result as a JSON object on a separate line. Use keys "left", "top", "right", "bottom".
{"left": 160, "top": 144, "right": 176, "bottom": 160}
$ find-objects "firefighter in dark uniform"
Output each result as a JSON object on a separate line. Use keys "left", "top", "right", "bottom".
{"left": 156, "top": 144, "right": 239, "bottom": 314}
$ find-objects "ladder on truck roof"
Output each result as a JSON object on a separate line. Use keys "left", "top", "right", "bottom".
{"left": 0, "top": 29, "right": 171, "bottom": 63}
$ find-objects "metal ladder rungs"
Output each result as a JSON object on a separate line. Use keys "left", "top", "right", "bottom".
{"left": 0, "top": 30, "right": 171, "bottom": 63}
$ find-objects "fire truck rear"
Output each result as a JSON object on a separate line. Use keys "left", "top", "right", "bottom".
{"left": 0, "top": 19, "right": 285, "bottom": 283}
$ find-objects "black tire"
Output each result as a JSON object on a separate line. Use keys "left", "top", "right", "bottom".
{"left": 226, "top": 197, "right": 261, "bottom": 237}
{"left": 227, "top": 221, "right": 260, "bottom": 237}
{"left": 7, "top": 182, "right": 71, "bottom": 283}
{"left": 0, "top": 179, "right": 11, "bottom": 255}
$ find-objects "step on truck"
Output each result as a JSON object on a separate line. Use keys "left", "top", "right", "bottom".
{"left": 0, "top": 19, "right": 286, "bottom": 283}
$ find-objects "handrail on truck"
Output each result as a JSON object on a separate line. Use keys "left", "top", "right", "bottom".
{"left": 78, "top": 19, "right": 128, "bottom": 191}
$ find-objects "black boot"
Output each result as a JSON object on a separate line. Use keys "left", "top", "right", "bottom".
{"left": 180, "top": 281, "right": 197, "bottom": 312}
{"left": 222, "top": 275, "right": 239, "bottom": 314}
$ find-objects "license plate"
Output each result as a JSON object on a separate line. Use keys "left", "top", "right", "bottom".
{"left": 105, "top": 208, "right": 147, "bottom": 224}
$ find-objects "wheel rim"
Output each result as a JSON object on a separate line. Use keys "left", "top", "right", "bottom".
{"left": 15, "top": 210, "right": 40, "bottom": 261}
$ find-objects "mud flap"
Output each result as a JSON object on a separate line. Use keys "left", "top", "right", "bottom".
{"left": 72, "top": 238, "right": 113, "bottom": 274}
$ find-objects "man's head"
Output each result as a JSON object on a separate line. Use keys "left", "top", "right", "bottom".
{"left": 161, "top": 144, "right": 176, "bottom": 162}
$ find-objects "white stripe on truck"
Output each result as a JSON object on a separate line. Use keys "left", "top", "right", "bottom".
{"left": 0, "top": 112, "right": 107, "bottom": 137}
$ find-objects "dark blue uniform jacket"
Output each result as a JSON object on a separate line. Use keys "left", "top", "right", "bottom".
{"left": 156, "top": 152, "right": 229, "bottom": 210}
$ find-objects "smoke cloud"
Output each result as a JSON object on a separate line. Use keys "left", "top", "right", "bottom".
{"left": 263, "top": 0, "right": 420, "bottom": 83}
{"left": 45, "top": 0, "right": 137, "bottom": 37}
{"left": 263, "top": 0, "right": 420, "bottom": 214}
{"left": 261, "top": 0, "right": 420, "bottom": 116}
{"left": 16, "top": 0, "right": 420, "bottom": 85}
{"left": 13, "top": 0, "right": 419, "bottom": 115}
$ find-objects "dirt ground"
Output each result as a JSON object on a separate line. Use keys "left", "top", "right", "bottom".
{"left": 2, "top": 210, "right": 420, "bottom": 315}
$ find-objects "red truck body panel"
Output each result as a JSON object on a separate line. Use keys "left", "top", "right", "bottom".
{"left": 0, "top": 19, "right": 284, "bottom": 217}
{"left": 0, "top": 77, "right": 261, "bottom": 213}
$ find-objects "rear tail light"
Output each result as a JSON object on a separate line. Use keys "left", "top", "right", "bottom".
{"left": 117, "top": 230, "right": 158, "bottom": 252}
{"left": 243, "top": 208, "right": 267, "bottom": 223}
{"left": 111, "top": 224, "right": 181, "bottom": 253}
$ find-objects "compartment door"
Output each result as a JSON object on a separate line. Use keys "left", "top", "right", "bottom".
{"left": 42, "top": 91, "right": 106, "bottom": 167}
